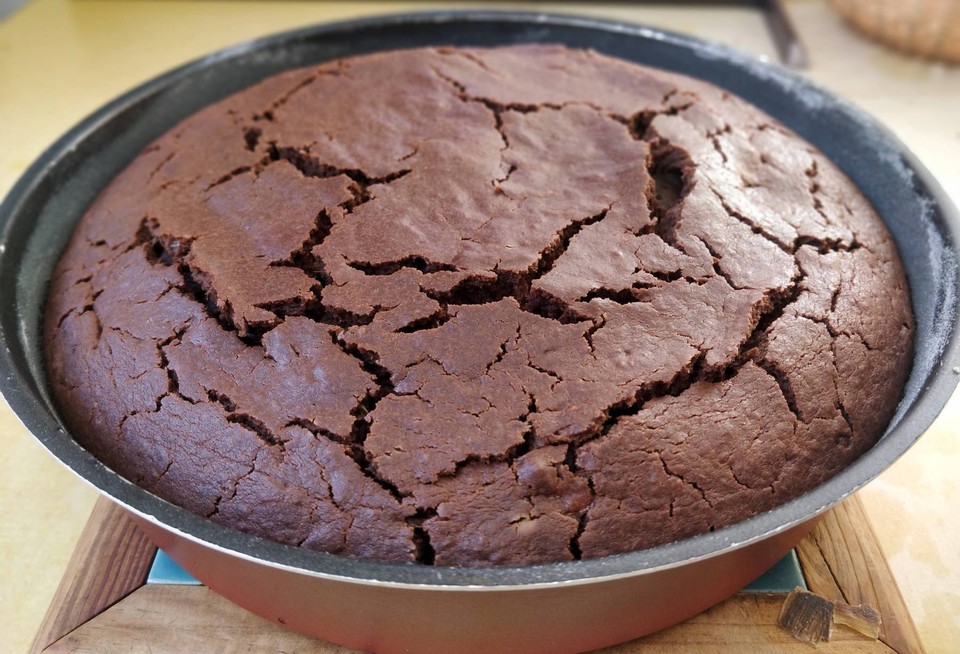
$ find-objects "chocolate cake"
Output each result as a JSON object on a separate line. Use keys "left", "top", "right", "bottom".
{"left": 44, "top": 45, "right": 914, "bottom": 566}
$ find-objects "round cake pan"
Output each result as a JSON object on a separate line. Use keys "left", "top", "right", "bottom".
{"left": 2, "top": 11, "right": 959, "bottom": 654}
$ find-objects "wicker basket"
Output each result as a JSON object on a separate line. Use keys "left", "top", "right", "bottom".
{"left": 828, "top": 0, "right": 960, "bottom": 63}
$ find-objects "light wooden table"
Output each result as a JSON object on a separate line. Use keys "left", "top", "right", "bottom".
{"left": 1, "top": 1, "right": 958, "bottom": 652}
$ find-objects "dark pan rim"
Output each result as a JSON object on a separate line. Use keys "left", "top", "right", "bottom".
{"left": 2, "top": 9, "right": 959, "bottom": 589}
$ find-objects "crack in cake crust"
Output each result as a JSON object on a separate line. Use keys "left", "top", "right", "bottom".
{"left": 44, "top": 45, "right": 914, "bottom": 567}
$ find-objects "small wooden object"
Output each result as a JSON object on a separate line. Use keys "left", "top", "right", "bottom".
{"left": 778, "top": 587, "right": 836, "bottom": 646}
{"left": 834, "top": 602, "right": 883, "bottom": 640}
{"left": 32, "top": 494, "right": 923, "bottom": 653}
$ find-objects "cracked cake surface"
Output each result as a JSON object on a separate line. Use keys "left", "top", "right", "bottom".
{"left": 44, "top": 45, "right": 914, "bottom": 566}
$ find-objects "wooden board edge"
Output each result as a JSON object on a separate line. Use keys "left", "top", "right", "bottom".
{"left": 43, "top": 586, "right": 897, "bottom": 653}
{"left": 30, "top": 496, "right": 157, "bottom": 654}
{"left": 32, "top": 493, "right": 921, "bottom": 653}
{"left": 797, "top": 495, "right": 925, "bottom": 654}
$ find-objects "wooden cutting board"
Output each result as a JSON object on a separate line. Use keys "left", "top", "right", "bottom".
{"left": 30, "top": 494, "right": 922, "bottom": 653}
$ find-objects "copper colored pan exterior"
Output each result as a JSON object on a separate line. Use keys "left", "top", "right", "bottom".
{"left": 2, "top": 11, "right": 960, "bottom": 654}
{"left": 133, "top": 512, "right": 815, "bottom": 653}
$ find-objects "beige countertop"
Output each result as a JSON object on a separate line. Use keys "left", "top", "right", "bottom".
{"left": 1, "top": 1, "right": 958, "bottom": 652}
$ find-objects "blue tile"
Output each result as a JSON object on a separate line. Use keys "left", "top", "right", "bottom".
{"left": 146, "top": 549, "right": 202, "bottom": 585}
{"left": 741, "top": 550, "right": 806, "bottom": 593}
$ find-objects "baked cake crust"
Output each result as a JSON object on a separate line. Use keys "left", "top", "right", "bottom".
{"left": 44, "top": 45, "right": 913, "bottom": 566}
